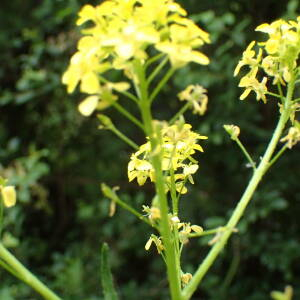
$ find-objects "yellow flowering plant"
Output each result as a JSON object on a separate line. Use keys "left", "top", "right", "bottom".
{"left": 0, "top": 2, "right": 299, "bottom": 300}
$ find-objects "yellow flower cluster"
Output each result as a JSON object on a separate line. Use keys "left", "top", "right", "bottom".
{"left": 62, "top": 0, "right": 210, "bottom": 115}
{"left": 128, "top": 123, "right": 207, "bottom": 194}
{"left": 145, "top": 214, "right": 203, "bottom": 254}
{"left": 235, "top": 18, "right": 300, "bottom": 102}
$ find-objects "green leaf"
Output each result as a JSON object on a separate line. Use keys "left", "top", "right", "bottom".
{"left": 100, "top": 243, "right": 118, "bottom": 300}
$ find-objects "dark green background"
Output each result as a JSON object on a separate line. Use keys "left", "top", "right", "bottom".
{"left": 0, "top": 0, "right": 299, "bottom": 299}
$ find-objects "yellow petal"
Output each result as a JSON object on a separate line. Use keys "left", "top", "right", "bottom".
{"left": 76, "top": 5, "right": 96, "bottom": 26}
{"left": 62, "top": 67, "right": 80, "bottom": 94}
{"left": 191, "top": 225, "right": 203, "bottom": 233}
{"left": 240, "top": 88, "right": 251, "bottom": 100}
{"left": 1, "top": 186, "right": 16, "bottom": 207}
{"left": 190, "top": 51, "right": 210, "bottom": 65}
{"left": 78, "top": 96, "right": 98, "bottom": 116}
{"left": 80, "top": 72, "right": 100, "bottom": 94}
{"left": 145, "top": 237, "right": 153, "bottom": 251}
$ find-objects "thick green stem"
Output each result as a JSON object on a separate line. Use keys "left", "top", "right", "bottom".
{"left": 135, "top": 60, "right": 182, "bottom": 300}
{"left": 0, "top": 243, "right": 61, "bottom": 300}
{"left": 181, "top": 77, "right": 295, "bottom": 300}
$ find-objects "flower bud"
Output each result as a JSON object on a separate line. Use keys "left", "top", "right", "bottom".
{"left": 224, "top": 124, "right": 240, "bottom": 140}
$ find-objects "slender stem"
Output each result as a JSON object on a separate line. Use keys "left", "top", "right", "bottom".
{"left": 169, "top": 102, "right": 191, "bottom": 125}
{"left": 188, "top": 227, "right": 226, "bottom": 238}
{"left": 266, "top": 92, "right": 282, "bottom": 99}
{"left": 112, "top": 195, "right": 153, "bottom": 227}
{"left": 0, "top": 243, "right": 61, "bottom": 300}
{"left": 266, "top": 144, "right": 288, "bottom": 171}
{"left": 149, "top": 68, "right": 175, "bottom": 103}
{"left": 235, "top": 138, "right": 256, "bottom": 170}
{"left": 277, "top": 83, "right": 284, "bottom": 100}
{"left": 108, "top": 125, "right": 139, "bottom": 150}
{"left": 147, "top": 56, "right": 169, "bottom": 86}
{"left": 181, "top": 76, "right": 295, "bottom": 300}
{"left": 145, "top": 53, "right": 165, "bottom": 69}
{"left": 101, "top": 183, "right": 153, "bottom": 227}
{"left": 220, "top": 238, "right": 240, "bottom": 291}
{"left": 111, "top": 102, "right": 144, "bottom": 131}
{"left": 135, "top": 60, "right": 182, "bottom": 300}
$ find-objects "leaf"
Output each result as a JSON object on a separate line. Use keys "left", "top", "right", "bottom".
{"left": 100, "top": 243, "right": 118, "bottom": 300}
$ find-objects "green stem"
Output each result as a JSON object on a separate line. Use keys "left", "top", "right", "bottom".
{"left": 235, "top": 138, "right": 256, "bottom": 170}
{"left": 109, "top": 125, "right": 139, "bottom": 150}
{"left": 169, "top": 102, "right": 191, "bottom": 125}
{"left": 266, "top": 144, "right": 288, "bottom": 171}
{"left": 149, "top": 68, "right": 175, "bottom": 103}
{"left": 266, "top": 92, "right": 282, "bottom": 99}
{"left": 147, "top": 56, "right": 169, "bottom": 86}
{"left": 101, "top": 183, "right": 153, "bottom": 227}
{"left": 135, "top": 60, "right": 182, "bottom": 300}
{"left": 145, "top": 53, "right": 165, "bottom": 69}
{"left": 277, "top": 83, "right": 284, "bottom": 100}
{"left": 181, "top": 76, "right": 295, "bottom": 300}
{"left": 0, "top": 243, "right": 61, "bottom": 300}
{"left": 188, "top": 227, "right": 226, "bottom": 238}
{"left": 220, "top": 238, "right": 240, "bottom": 291}
{"left": 111, "top": 102, "right": 144, "bottom": 131}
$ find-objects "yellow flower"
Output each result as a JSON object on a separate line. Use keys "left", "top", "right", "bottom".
{"left": 234, "top": 41, "right": 257, "bottom": 76}
{"left": 280, "top": 122, "right": 300, "bottom": 149}
{"left": 181, "top": 273, "right": 193, "bottom": 286}
{"left": 1, "top": 186, "right": 17, "bottom": 208}
{"left": 145, "top": 234, "right": 164, "bottom": 254}
{"left": 142, "top": 205, "right": 161, "bottom": 221}
{"left": 128, "top": 155, "right": 154, "bottom": 185}
{"left": 239, "top": 75, "right": 268, "bottom": 103}
{"left": 178, "top": 85, "right": 208, "bottom": 115}
{"left": 63, "top": 0, "right": 210, "bottom": 116}
{"left": 178, "top": 222, "right": 203, "bottom": 244}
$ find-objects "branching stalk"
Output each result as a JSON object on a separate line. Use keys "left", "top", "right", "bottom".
{"left": 181, "top": 76, "right": 295, "bottom": 300}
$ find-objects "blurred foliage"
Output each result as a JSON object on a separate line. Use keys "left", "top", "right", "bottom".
{"left": 0, "top": 0, "right": 299, "bottom": 299}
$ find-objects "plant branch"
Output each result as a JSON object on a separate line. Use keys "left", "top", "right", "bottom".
{"left": 169, "top": 102, "right": 191, "bottom": 125}
{"left": 111, "top": 102, "right": 144, "bottom": 131}
{"left": 149, "top": 68, "right": 175, "bottom": 103}
{"left": 147, "top": 56, "right": 169, "bottom": 86}
{"left": 0, "top": 243, "right": 61, "bottom": 300}
{"left": 181, "top": 76, "right": 296, "bottom": 300}
{"left": 101, "top": 183, "right": 153, "bottom": 227}
{"left": 135, "top": 60, "right": 182, "bottom": 300}
{"left": 235, "top": 138, "right": 256, "bottom": 170}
